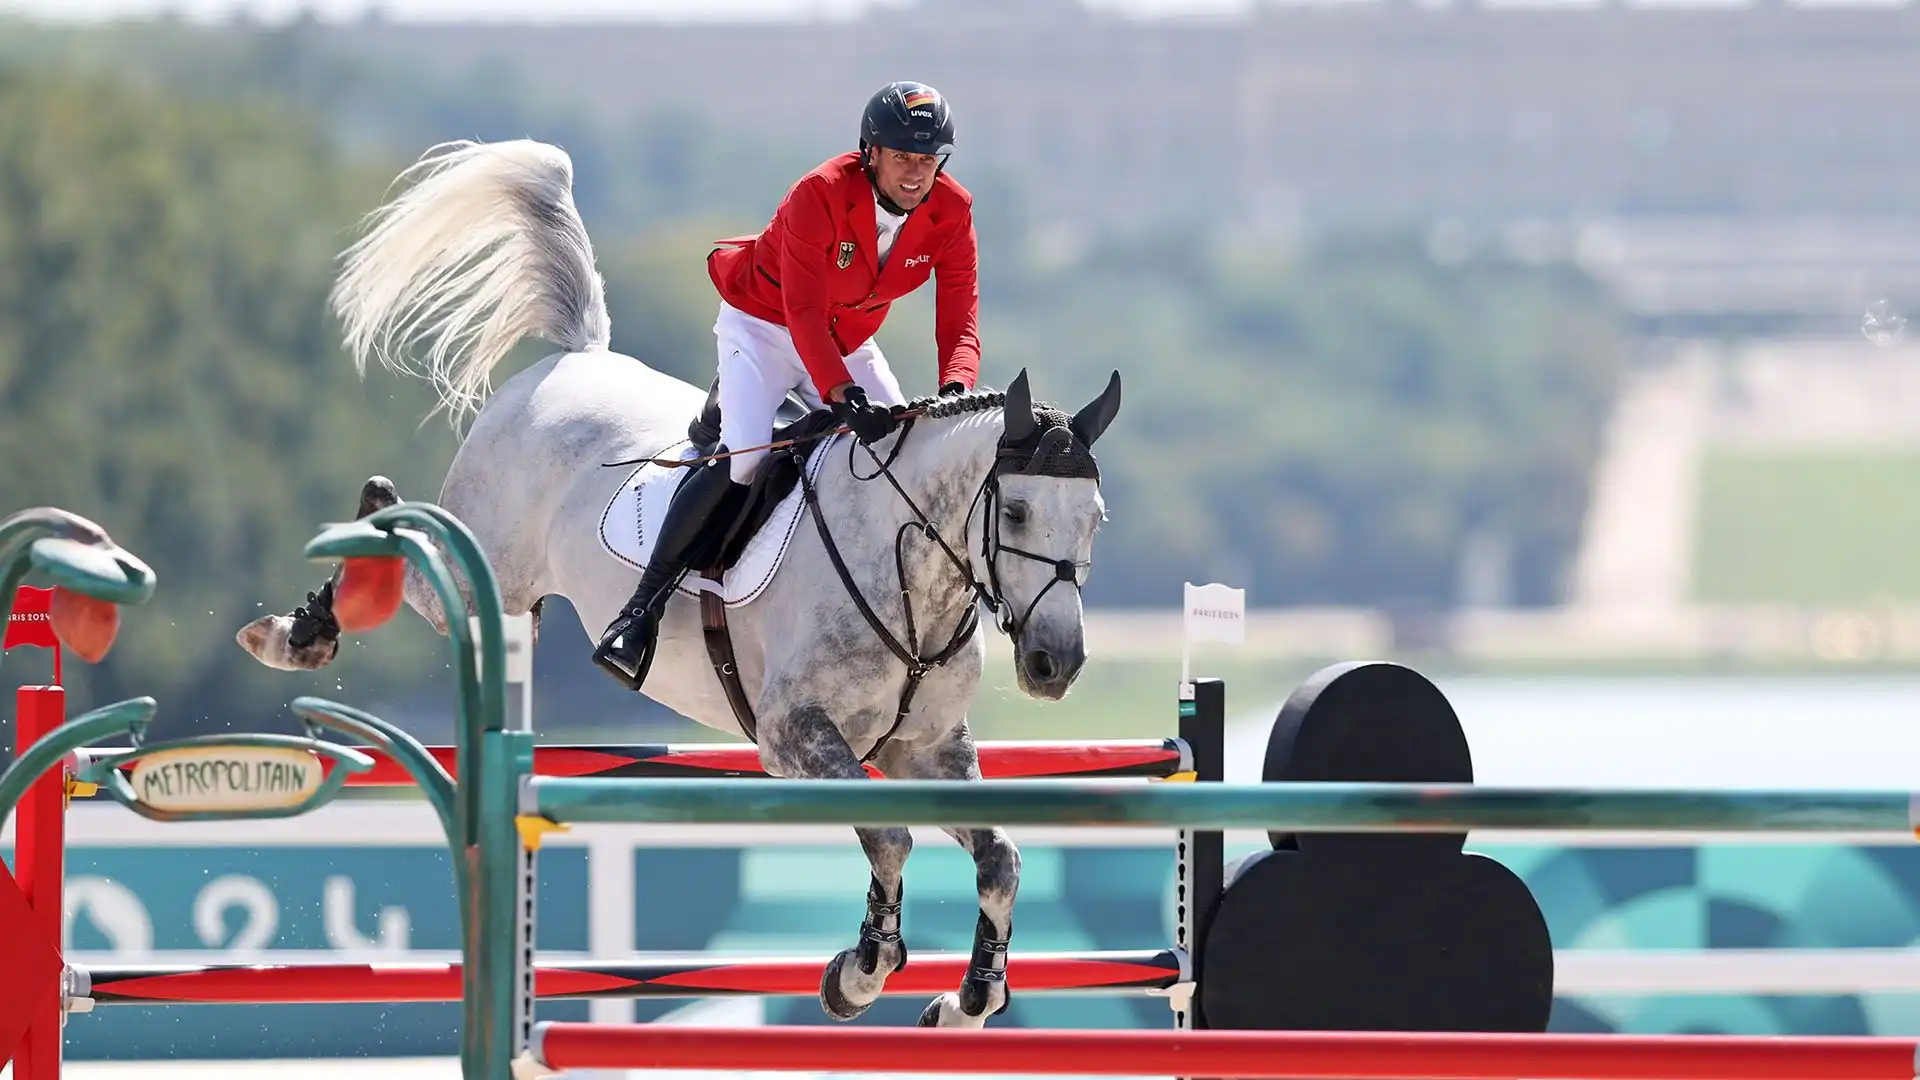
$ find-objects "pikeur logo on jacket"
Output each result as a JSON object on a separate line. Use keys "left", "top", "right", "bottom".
{"left": 706, "top": 151, "right": 982, "bottom": 397}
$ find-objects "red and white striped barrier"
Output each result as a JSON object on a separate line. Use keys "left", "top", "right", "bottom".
{"left": 517, "top": 1023, "right": 1920, "bottom": 1080}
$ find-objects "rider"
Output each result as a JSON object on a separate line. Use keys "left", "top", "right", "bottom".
{"left": 592, "top": 79, "right": 983, "bottom": 690}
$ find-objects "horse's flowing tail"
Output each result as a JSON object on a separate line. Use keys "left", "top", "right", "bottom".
{"left": 331, "top": 139, "right": 612, "bottom": 426}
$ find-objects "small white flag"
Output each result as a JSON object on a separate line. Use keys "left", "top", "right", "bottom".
{"left": 1183, "top": 581, "right": 1246, "bottom": 645}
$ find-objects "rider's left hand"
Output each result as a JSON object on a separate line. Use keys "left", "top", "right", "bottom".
{"left": 939, "top": 381, "right": 967, "bottom": 397}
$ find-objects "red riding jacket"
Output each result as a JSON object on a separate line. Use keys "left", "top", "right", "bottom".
{"left": 707, "top": 151, "right": 982, "bottom": 398}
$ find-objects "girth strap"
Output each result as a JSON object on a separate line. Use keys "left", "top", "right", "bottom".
{"left": 700, "top": 583, "right": 757, "bottom": 745}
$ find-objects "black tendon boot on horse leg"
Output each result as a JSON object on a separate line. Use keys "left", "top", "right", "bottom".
{"left": 918, "top": 911, "right": 1011, "bottom": 1026}
{"left": 820, "top": 873, "right": 910, "bottom": 1021}
{"left": 593, "top": 457, "right": 745, "bottom": 690}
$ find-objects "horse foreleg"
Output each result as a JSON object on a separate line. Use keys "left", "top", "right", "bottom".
{"left": 819, "top": 825, "right": 914, "bottom": 1021}
{"left": 873, "top": 723, "right": 1020, "bottom": 1028}
{"left": 758, "top": 702, "right": 912, "bottom": 1021}
{"left": 918, "top": 823, "right": 1018, "bottom": 1027}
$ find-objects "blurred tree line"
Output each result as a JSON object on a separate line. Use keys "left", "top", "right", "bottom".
{"left": 0, "top": 17, "right": 1626, "bottom": 735}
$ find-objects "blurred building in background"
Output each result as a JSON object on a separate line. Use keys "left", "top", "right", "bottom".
{"left": 326, "top": 0, "right": 1920, "bottom": 328}
{"left": 314, "top": 0, "right": 1920, "bottom": 661}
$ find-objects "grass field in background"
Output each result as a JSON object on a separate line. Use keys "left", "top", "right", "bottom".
{"left": 1693, "top": 448, "right": 1920, "bottom": 606}
{"left": 561, "top": 652, "right": 1329, "bottom": 745}
{"left": 962, "top": 651, "right": 1324, "bottom": 739}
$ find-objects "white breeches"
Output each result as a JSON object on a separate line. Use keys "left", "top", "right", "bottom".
{"left": 714, "top": 301, "right": 905, "bottom": 483}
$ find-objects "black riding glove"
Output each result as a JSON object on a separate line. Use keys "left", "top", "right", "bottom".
{"left": 939, "top": 381, "right": 968, "bottom": 397}
{"left": 832, "top": 386, "right": 900, "bottom": 445}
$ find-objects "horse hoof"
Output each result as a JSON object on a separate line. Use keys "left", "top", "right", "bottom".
{"left": 358, "top": 475, "right": 400, "bottom": 518}
{"left": 919, "top": 984, "right": 1004, "bottom": 1028}
{"left": 235, "top": 614, "right": 339, "bottom": 671}
{"left": 819, "top": 950, "right": 873, "bottom": 1021}
{"left": 917, "top": 991, "right": 992, "bottom": 1029}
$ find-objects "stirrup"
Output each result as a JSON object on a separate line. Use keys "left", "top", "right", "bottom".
{"left": 592, "top": 606, "right": 661, "bottom": 692}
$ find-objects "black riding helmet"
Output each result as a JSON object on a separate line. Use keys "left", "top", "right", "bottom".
{"left": 859, "top": 81, "right": 954, "bottom": 211}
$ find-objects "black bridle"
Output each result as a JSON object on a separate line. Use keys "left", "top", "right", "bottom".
{"left": 793, "top": 410, "right": 1096, "bottom": 763}
{"left": 973, "top": 453, "right": 1092, "bottom": 640}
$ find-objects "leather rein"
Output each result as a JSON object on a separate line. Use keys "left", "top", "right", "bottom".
{"left": 699, "top": 412, "right": 1091, "bottom": 765}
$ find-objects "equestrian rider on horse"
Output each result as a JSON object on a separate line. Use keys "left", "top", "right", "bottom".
{"left": 592, "top": 80, "right": 983, "bottom": 690}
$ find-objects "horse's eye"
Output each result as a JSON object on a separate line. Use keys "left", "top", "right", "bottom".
{"left": 1002, "top": 502, "right": 1028, "bottom": 526}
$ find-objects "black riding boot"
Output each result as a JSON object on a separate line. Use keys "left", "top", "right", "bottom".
{"left": 592, "top": 459, "right": 746, "bottom": 690}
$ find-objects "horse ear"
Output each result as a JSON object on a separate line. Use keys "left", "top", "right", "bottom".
{"left": 1003, "top": 368, "right": 1038, "bottom": 443}
{"left": 1070, "top": 370, "right": 1122, "bottom": 448}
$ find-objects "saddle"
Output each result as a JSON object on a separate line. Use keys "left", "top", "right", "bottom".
{"left": 682, "top": 375, "right": 842, "bottom": 576}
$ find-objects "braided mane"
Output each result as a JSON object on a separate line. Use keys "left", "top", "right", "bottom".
{"left": 907, "top": 387, "right": 1006, "bottom": 418}
{"left": 905, "top": 385, "right": 1101, "bottom": 482}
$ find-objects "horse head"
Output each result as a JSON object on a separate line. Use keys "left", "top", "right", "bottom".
{"left": 985, "top": 368, "right": 1122, "bottom": 700}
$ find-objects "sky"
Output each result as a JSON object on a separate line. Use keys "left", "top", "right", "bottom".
{"left": 0, "top": 0, "right": 1260, "bottom": 24}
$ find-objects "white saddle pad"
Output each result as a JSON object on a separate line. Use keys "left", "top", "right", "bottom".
{"left": 597, "top": 434, "right": 838, "bottom": 607}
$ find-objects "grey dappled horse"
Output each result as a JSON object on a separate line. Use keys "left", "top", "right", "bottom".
{"left": 234, "top": 139, "right": 1122, "bottom": 1027}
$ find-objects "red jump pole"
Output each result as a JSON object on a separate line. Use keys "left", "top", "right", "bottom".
{"left": 319, "top": 738, "right": 1192, "bottom": 785}
{"left": 27, "top": 737, "right": 1192, "bottom": 787}
{"left": 80, "top": 949, "right": 1183, "bottom": 1005}
{"left": 80, "top": 740, "right": 1190, "bottom": 787}
{"left": 527, "top": 1024, "right": 1920, "bottom": 1080}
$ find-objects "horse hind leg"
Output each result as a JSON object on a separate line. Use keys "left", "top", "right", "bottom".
{"left": 758, "top": 702, "right": 912, "bottom": 1021}
{"left": 236, "top": 475, "right": 449, "bottom": 668}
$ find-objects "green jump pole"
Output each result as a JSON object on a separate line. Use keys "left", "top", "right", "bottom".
{"left": 525, "top": 777, "right": 1920, "bottom": 836}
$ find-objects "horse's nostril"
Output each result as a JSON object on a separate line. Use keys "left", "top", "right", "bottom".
{"left": 1023, "top": 649, "right": 1058, "bottom": 682}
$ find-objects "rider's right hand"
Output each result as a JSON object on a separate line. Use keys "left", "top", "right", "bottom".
{"left": 831, "top": 386, "right": 899, "bottom": 445}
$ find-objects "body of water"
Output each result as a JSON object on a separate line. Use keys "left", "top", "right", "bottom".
{"left": 1223, "top": 673, "right": 1920, "bottom": 790}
